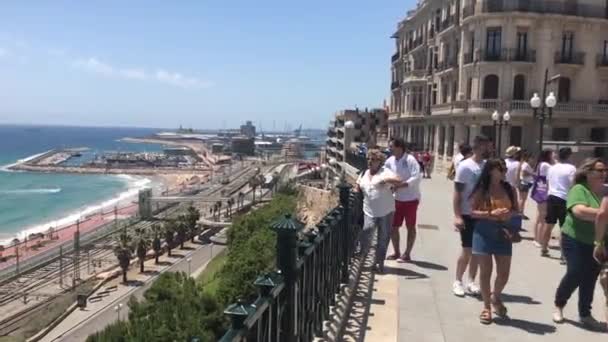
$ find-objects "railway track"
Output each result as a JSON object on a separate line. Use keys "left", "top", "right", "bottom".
{"left": 0, "top": 164, "right": 261, "bottom": 336}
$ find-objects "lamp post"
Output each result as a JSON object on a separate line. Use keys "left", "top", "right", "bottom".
{"left": 491, "top": 110, "right": 511, "bottom": 155}
{"left": 530, "top": 69, "right": 559, "bottom": 158}
{"left": 114, "top": 303, "right": 123, "bottom": 321}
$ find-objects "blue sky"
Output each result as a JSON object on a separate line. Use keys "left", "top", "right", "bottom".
{"left": 0, "top": 1, "right": 413, "bottom": 130}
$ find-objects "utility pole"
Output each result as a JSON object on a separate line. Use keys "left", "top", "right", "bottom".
{"left": 73, "top": 220, "right": 81, "bottom": 288}
{"left": 59, "top": 245, "right": 64, "bottom": 287}
{"left": 15, "top": 246, "right": 20, "bottom": 275}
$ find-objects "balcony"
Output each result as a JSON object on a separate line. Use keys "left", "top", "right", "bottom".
{"left": 391, "top": 52, "right": 400, "bottom": 63}
{"left": 439, "top": 15, "right": 455, "bottom": 33}
{"left": 468, "top": 99, "right": 500, "bottom": 112}
{"left": 507, "top": 48, "right": 536, "bottom": 62}
{"left": 480, "top": 49, "right": 508, "bottom": 62}
{"left": 597, "top": 54, "right": 608, "bottom": 67}
{"left": 388, "top": 112, "right": 400, "bottom": 120}
{"left": 391, "top": 81, "right": 400, "bottom": 90}
{"left": 481, "top": 0, "right": 608, "bottom": 20}
{"left": 554, "top": 51, "right": 585, "bottom": 65}
{"left": 507, "top": 100, "right": 608, "bottom": 115}
{"left": 463, "top": 52, "right": 474, "bottom": 64}
{"left": 436, "top": 57, "right": 458, "bottom": 72}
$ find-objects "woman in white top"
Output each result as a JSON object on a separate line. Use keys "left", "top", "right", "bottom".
{"left": 356, "top": 149, "right": 402, "bottom": 273}
{"left": 517, "top": 151, "right": 535, "bottom": 219}
{"left": 533, "top": 149, "right": 555, "bottom": 247}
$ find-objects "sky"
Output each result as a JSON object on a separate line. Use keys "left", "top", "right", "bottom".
{"left": 0, "top": 1, "right": 414, "bottom": 130}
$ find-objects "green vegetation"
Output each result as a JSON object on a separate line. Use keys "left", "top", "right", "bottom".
{"left": 87, "top": 190, "right": 297, "bottom": 341}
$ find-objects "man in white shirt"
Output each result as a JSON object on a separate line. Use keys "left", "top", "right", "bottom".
{"left": 541, "top": 147, "right": 576, "bottom": 256}
{"left": 504, "top": 146, "right": 522, "bottom": 189}
{"left": 452, "top": 135, "right": 491, "bottom": 297}
{"left": 384, "top": 138, "right": 422, "bottom": 262}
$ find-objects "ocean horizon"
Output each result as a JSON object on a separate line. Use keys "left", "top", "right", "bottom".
{"left": 0, "top": 124, "right": 163, "bottom": 244}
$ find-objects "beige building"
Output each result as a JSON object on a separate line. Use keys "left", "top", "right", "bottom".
{"left": 325, "top": 108, "right": 389, "bottom": 164}
{"left": 389, "top": 0, "right": 608, "bottom": 170}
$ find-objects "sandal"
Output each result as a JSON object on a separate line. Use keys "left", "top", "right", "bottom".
{"left": 386, "top": 254, "right": 399, "bottom": 260}
{"left": 491, "top": 295, "right": 508, "bottom": 317}
{"left": 479, "top": 309, "right": 492, "bottom": 325}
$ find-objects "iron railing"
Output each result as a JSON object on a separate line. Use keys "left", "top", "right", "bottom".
{"left": 597, "top": 54, "right": 608, "bottom": 67}
{"left": 482, "top": 0, "right": 608, "bottom": 19}
{"left": 507, "top": 48, "right": 536, "bottom": 62}
{"left": 554, "top": 51, "right": 585, "bottom": 65}
{"left": 219, "top": 183, "right": 363, "bottom": 342}
{"left": 391, "top": 52, "right": 400, "bottom": 63}
{"left": 391, "top": 81, "right": 401, "bottom": 90}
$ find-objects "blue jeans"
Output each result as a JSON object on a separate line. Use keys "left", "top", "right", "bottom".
{"left": 360, "top": 212, "right": 393, "bottom": 267}
{"left": 555, "top": 233, "right": 601, "bottom": 317}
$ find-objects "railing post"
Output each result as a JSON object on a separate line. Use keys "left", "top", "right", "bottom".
{"left": 271, "top": 214, "right": 303, "bottom": 341}
{"left": 338, "top": 180, "right": 352, "bottom": 283}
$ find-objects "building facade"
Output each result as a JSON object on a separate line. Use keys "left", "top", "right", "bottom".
{"left": 389, "top": 0, "right": 608, "bottom": 171}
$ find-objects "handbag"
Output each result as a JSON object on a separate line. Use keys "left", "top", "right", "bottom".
{"left": 476, "top": 216, "right": 522, "bottom": 243}
{"left": 531, "top": 175, "right": 548, "bottom": 203}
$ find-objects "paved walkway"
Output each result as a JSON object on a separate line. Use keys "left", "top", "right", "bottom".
{"left": 365, "top": 177, "right": 607, "bottom": 342}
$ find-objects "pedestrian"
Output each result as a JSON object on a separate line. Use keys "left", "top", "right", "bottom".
{"left": 593, "top": 192, "right": 608, "bottom": 326}
{"left": 384, "top": 138, "right": 422, "bottom": 263}
{"left": 355, "top": 149, "right": 403, "bottom": 274}
{"left": 532, "top": 149, "right": 554, "bottom": 248}
{"left": 504, "top": 146, "right": 522, "bottom": 190}
{"left": 553, "top": 158, "right": 606, "bottom": 331}
{"left": 422, "top": 150, "right": 432, "bottom": 178}
{"left": 452, "top": 135, "right": 492, "bottom": 297}
{"left": 470, "top": 158, "right": 521, "bottom": 324}
{"left": 541, "top": 147, "right": 576, "bottom": 257}
{"left": 517, "top": 151, "right": 534, "bottom": 220}
{"left": 448, "top": 143, "right": 472, "bottom": 181}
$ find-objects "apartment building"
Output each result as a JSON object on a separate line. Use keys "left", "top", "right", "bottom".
{"left": 325, "top": 108, "right": 389, "bottom": 164}
{"left": 389, "top": 0, "right": 608, "bottom": 169}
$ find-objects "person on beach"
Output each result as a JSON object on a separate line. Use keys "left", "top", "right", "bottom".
{"left": 518, "top": 151, "right": 534, "bottom": 220}
{"left": 452, "top": 135, "right": 491, "bottom": 297}
{"left": 384, "top": 138, "right": 422, "bottom": 263}
{"left": 470, "top": 158, "right": 521, "bottom": 324}
{"left": 553, "top": 158, "right": 606, "bottom": 330}
{"left": 355, "top": 149, "right": 403, "bottom": 273}
{"left": 532, "top": 149, "right": 554, "bottom": 248}
{"left": 542, "top": 147, "right": 576, "bottom": 258}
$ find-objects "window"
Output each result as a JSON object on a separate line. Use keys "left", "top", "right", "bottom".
{"left": 558, "top": 77, "right": 571, "bottom": 102}
{"left": 432, "top": 83, "right": 437, "bottom": 105}
{"left": 603, "top": 40, "right": 608, "bottom": 63}
{"left": 591, "top": 128, "right": 606, "bottom": 142}
{"left": 441, "top": 82, "right": 448, "bottom": 104}
{"left": 552, "top": 127, "right": 570, "bottom": 141}
{"left": 469, "top": 32, "right": 475, "bottom": 57}
{"left": 482, "top": 74, "right": 499, "bottom": 99}
{"left": 561, "top": 31, "right": 574, "bottom": 60}
{"left": 466, "top": 78, "right": 472, "bottom": 100}
{"left": 486, "top": 27, "right": 502, "bottom": 59}
{"left": 513, "top": 75, "right": 526, "bottom": 100}
{"left": 510, "top": 126, "right": 522, "bottom": 147}
{"left": 447, "top": 126, "right": 455, "bottom": 157}
{"left": 481, "top": 125, "right": 496, "bottom": 142}
{"left": 452, "top": 80, "right": 458, "bottom": 102}
{"left": 438, "top": 126, "right": 446, "bottom": 155}
{"left": 516, "top": 30, "right": 528, "bottom": 60}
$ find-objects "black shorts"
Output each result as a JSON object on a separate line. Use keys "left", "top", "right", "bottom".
{"left": 546, "top": 195, "right": 567, "bottom": 226}
{"left": 460, "top": 215, "right": 476, "bottom": 248}
{"left": 518, "top": 181, "right": 533, "bottom": 193}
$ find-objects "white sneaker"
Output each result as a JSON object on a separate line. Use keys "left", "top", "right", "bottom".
{"left": 467, "top": 282, "right": 481, "bottom": 296}
{"left": 552, "top": 308, "right": 564, "bottom": 323}
{"left": 452, "top": 281, "right": 466, "bottom": 297}
{"left": 580, "top": 315, "right": 606, "bottom": 331}
{"left": 533, "top": 241, "right": 542, "bottom": 248}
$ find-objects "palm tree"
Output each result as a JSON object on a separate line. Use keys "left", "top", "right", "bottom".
{"left": 176, "top": 215, "right": 188, "bottom": 249}
{"left": 186, "top": 205, "right": 200, "bottom": 242}
{"left": 135, "top": 228, "right": 150, "bottom": 273}
{"left": 114, "top": 231, "right": 133, "bottom": 283}
{"left": 151, "top": 223, "right": 162, "bottom": 264}
{"left": 164, "top": 220, "right": 176, "bottom": 257}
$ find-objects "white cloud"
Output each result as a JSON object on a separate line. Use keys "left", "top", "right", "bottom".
{"left": 73, "top": 57, "right": 212, "bottom": 89}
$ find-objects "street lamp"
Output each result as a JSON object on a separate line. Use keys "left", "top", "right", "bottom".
{"left": 114, "top": 303, "right": 123, "bottom": 320}
{"left": 530, "top": 69, "right": 559, "bottom": 158}
{"left": 491, "top": 110, "right": 511, "bottom": 155}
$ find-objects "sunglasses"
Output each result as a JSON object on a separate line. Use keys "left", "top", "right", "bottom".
{"left": 592, "top": 168, "right": 608, "bottom": 173}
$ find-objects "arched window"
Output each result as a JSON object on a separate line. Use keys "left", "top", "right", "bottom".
{"left": 513, "top": 74, "right": 526, "bottom": 100}
{"left": 482, "top": 74, "right": 499, "bottom": 99}
{"left": 558, "top": 77, "right": 571, "bottom": 102}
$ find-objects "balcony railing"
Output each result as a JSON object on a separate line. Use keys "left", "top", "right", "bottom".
{"left": 391, "top": 52, "right": 400, "bottom": 63}
{"left": 507, "top": 48, "right": 536, "bottom": 62}
{"left": 597, "top": 54, "right": 608, "bottom": 67}
{"left": 469, "top": 99, "right": 500, "bottom": 111}
{"left": 436, "top": 57, "right": 458, "bottom": 72}
{"left": 462, "top": 5, "right": 475, "bottom": 19}
{"left": 439, "top": 15, "right": 455, "bottom": 32}
{"left": 480, "top": 48, "right": 508, "bottom": 62}
{"left": 482, "top": 0, "right": 608, "bottom": 20}
{"left": 554, "top": 51, "right": 585, "bottom": 65}
{"left": 391, "top": 81, "right": 400, "bottom": 90}
{"left": 508, "top": 100, "right": 608, "bottom": 115}
{"left": 463, "top": 52, "right": 474, "bottom": 64}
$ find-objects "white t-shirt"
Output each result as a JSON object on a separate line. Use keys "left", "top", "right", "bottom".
{"left": 547, "top": 162, "right": 576, "bottom": 200}
{"left": 384, "top": 153, "right": 421, "bottom": 202}
{"left": 538, "top": 162, "right": 551, "bottom": 177}
{"left": 455, "top": 158, "right": 486, "bottom": 215}
{"left": 505, "top": 158, "right": 520, "bottom": 188}
{"left": 356, "top": 167, "right": 397, "bottom": 218}
{"left": 520, "top": 162, "right": 534, "bottom": 184}
{"left": 453, "top": 153, "right": 465, "bottom": 169}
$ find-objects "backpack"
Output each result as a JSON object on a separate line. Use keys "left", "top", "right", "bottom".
{"left": 447, "top": 162, "right": 456, "bottom": 180}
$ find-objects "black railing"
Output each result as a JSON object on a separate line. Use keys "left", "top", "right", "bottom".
{"left": 597, "top": 54, "right": 608, "bottom": 67}
{"left": 481, "top": 48, "right": 508, "bottom": 62}
{"left": 507, "top": 48, "right": 536, "bottom": 62}
{"left": 439, "top": 15, "right": 455, "bottom": 32}
{"left": 391, "top": 81, "right": 400, "bottom": 90}
{"left": 436, "top": 57, "right": 458, "bottom": 72}
{"left": 482, "top": 0, "right": 608, "bottom": 19}
{"left": 220, "top": 184, "right": 363, "bottom": 342}
{"left": 391, "top": 52, "right": 400, "bottom": 63}
{"left": 462, "top": 5, "right": 475, "bottom": 18}
{"left": 554, "top": 51, "right": 585, "bottom": 65}
{"left": 464, "top": 52, "right": 474, "bottom": 64}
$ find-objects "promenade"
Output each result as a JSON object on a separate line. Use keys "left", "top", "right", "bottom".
{"left": 361, "top": 177, "right": 607, "bottom": 342}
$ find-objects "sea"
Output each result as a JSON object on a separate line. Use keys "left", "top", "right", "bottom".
{"left": 0, "top": 125, "right": 163, "bottom": 244}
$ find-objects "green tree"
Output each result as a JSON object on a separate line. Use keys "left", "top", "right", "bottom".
{"left": 176, "top": 215, "right": 188, "bottom": 249}
{"left": 135, "top": 227, "right": 150, "bottom": 273}
{"left": 186, "top": 205, "right": 201, "bottom": 242}
{"left": 114, "top": 231, "right": 133, "bottom": 283}
{"left": 163, "top": 220, "right": 176, "bottom": 257}
{"left": 151, "top": 223, "right": 162, "bottom": 264}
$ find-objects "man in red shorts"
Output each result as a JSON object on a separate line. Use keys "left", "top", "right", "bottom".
{"left": 384, "top": 138, "right": 422, "bottom": 262}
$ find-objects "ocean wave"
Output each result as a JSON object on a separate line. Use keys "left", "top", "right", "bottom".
{"left": 0, "top": 188, "right": 62, "bottom": 195}
{"left": 1, "top": 175, "right": 154, "bottom": 245}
